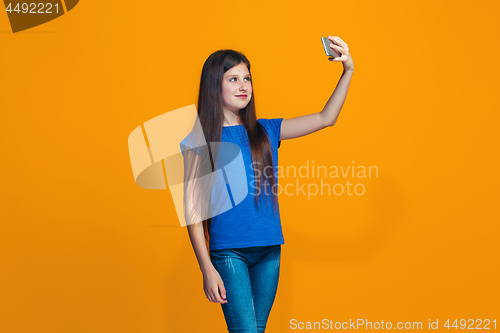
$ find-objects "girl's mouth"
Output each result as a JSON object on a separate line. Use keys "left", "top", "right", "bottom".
{"left": 236, "top": 95, "right": 247, "bottom": 99}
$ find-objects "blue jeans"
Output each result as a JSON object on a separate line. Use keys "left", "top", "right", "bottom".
{"left": 209, "top": 245, "right": 281, "bottom": 333}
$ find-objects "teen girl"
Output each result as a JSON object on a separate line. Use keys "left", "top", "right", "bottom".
{"left": 181, "top": 35, "right": 354, "bottom": 333}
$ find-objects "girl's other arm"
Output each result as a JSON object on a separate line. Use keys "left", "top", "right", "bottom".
{"left": 183, "top": 150, "right": 227, "bottom": 304}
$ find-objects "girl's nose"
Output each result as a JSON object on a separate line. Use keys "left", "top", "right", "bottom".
{"left": 240, "top": 81, "right": 249, "bottom": 91}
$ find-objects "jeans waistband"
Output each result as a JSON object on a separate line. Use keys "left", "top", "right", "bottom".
{"left": 210, "top": 244, "right": 280, "bottom": 253}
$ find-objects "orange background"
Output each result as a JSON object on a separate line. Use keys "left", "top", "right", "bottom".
{"left": 1, "top": 0, "right": 499, "bottom": 332}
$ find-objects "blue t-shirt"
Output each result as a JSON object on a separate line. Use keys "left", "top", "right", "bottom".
{"left": 180, "top": 118, "right": 285, "bottom": 250}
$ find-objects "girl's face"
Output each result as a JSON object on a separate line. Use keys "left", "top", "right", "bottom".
{"left": 221, "top": 62, "right": 252, "bottom": 114}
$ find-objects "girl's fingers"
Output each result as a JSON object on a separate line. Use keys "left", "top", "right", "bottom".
{"left": 330, "top": 43, "right": 342, "bottom": 51}
{"left": 219, "top": 285, "right": 226, "bottom": 299}
{"left": 209, "top": 286, "right": 226, "bottom": 303}
{"left": 329, "top": 54, "right": 345, "bottom": 61}
{"left": 336, "top": 37, "right": 348, "bottom": 47}
{"left": 207, "top": 290, "right": 215, "bottom": 302}
{"left": 330, "top": 44, "right": 345, "bottom": 58}
{"left": 332, "top": 42, "right": 348, "bottom": 53}
{"left": 328, "top": 36, "right": 349, "bottom": 49}
{"left": 328, "top": 38, "right": 340, "bottom": 47}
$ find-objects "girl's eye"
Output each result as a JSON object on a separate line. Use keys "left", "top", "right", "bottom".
{"left": 230, "top": 77, "right": 251, "bottom": 81}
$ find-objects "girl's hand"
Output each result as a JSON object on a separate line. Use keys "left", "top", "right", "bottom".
{"left": 327, "top": 36, "right": 354, "bottom": 72}
{"left": 203, "top": 266, "right": 228, "bottom": 304}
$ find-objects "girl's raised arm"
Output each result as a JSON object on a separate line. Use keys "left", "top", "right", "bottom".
{"left": 280, "top": 36, "right": 354, "bottom": 141}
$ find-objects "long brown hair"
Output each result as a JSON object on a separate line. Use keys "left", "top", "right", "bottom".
{"left": 184, "top": 49, "right": 279, "bottom": 252}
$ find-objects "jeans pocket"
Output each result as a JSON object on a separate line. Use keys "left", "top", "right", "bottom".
{"left": 210, "top": 249, "right": 231, "bottom": 263}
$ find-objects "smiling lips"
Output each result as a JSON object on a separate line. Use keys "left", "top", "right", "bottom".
{"left": 236, "top": 94, "right": 247, "bottom": 99}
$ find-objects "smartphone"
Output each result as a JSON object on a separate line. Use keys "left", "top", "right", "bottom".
{"left": 321, "top": 37, "right": 341, "bottom": 59}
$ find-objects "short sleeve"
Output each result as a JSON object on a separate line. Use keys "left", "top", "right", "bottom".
{"left": 259, "top": 118, "right": 284, "bottom": 148}
{"left": 180, "top": 132, "right": 201, "bottom": 156}
{"left": 179, "top": 138, "right": 190, "bottom": 157}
